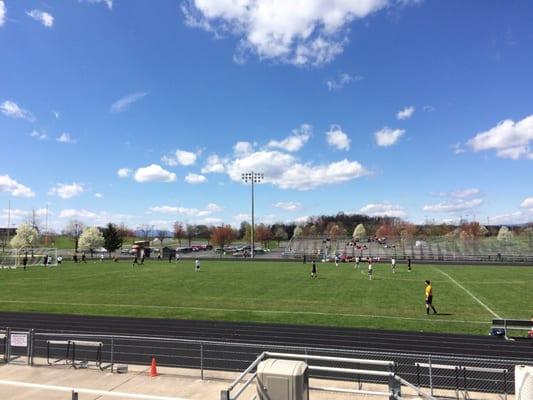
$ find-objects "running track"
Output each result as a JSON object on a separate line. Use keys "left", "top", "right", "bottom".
{"left": 1, "top": 312, "right": 532, "bottom": 393}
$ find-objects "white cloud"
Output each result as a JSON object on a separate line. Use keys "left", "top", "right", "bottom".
{"left": 30, "top": 130, "right": 47, "bottom": 140}
{"left": 182, "top": 0, "right": 395, "bottom": 66}
{"left": 396, "top": 106, "right": 415, "bottom": 120}
{"left": 467, "top": 115, "right": 533, "bottom": 160}
{"left": 175, "top": 150, "right": 197, "bottom": 166}
{"left": 521, "top": 197, "right": 533, "bottom": 209}
{"left": 267, "top": 124, "right": 311, "bottom": 152}
{"left": 452, "top": 188, "right": 480, "bottom": 198}
{"left": 326, "top": 73, "right": 362, "bottom": 91}
{"left": 359, "top": 202, "right": 406, "bottom": 218}
{"left": 1, "top": 100, "right": 35, "bottom": 121}
{"left": 161, "top": 150, "right": 197, "bottom": 167}
{"left": 134, "top": 164, "right": 177, "bottom": 183}
{"left": 185, "top": 173, "right": 207, "bottom": 184}
{"left": 94, "top": 193, "right": 103, "bottom": 198}
{"left": 496, "top": 146, "right": 532, "bottom": 160}
{"left": 206, "top": 203, "right": 223, "bottom": 212}
{"left": 326, "top": 125, "right": 350, "bottom": 150}
{"left": 233, "top": 213, "right": 251, "bottom": 222}
{"left": 56, "top": 132, "right": 75, "bottom": 143}
{"left": 423, "top": 105, "right": 435, "bottom": 112}
{"left": 117, "top": 168, "right": 131, "bottom": 178}
{"left": 431, "top": 188, "right": 480, "bottom": 198}
{"left": 84, "top": 0, "right": 113, "bottom": 10}
{"left": 162, "top": 149, "right": 197, "bottom": 166}
{"left": 58, "top": 209, "right": 97, "bottom": 219}
{"left": 149, "top": 203, "right": 220, "bottom": 218}
{"left": 201, "top": 154, "right": 226, "bottom": 174}
{"left": 423, "top": 198, "right": 483, "bottom": 214}
{"left": 0, "top": 174, "right": 35, "bottom": 197}
{"left": 110, "top": 92, "right": 147, "bottom": 113}
{"left": 48, "top": 183, "right": 84, "bottom": 199}
{"left": 375, "top": 127, "right": 405, "bottom": 147}
{"left": 274, "top": 202, "right": 301, "bottom": 211}
{"left": 234, "top": 141, "right": 254, "bottom": 156}
{"left": 452, "top": 142, "right": 465, "bottom": 155}
{"left": 227, "top": 150, "right": 367, "bottom": 190}
{"left": 26, "top": 9, "right": 54, "bottom": 27}
{"left": 53, "top": 111, "right": 60, "bottom": 119}
{"left": 0, "top": 1, "right": 6, "bottom": 27}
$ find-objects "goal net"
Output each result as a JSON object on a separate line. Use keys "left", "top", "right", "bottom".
{"left": 0, "top": 248, "right": 58, "bottom": 269}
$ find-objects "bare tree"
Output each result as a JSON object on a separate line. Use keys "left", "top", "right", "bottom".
{"left": 63, "top": 220, "right": 86, "bottom": 252}
{"left": 173, "top": 221, "right": 186, "bottom": 246}
{"left": 137, "top": 224, "right": 154, "bottom": 242}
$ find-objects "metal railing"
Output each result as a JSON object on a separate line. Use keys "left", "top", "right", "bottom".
{"left": 0, "top": 328, "right": 531, "bottom": 399}
{"left": 221, "top": 351, "right": 436, "bottom": 400}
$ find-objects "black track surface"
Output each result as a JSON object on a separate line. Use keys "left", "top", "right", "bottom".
{"left": 1, "top": 312, "right": 532, "bottom": 394}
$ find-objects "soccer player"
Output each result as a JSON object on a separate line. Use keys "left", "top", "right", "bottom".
{"left": 368, "top": 258, "right": 373, "bottom": 280}
{"left": 354, "top": 256, "right": 360, "bottom": 269}
{"left": 425, "top": 280, "right": 437, "bottom": 315}
{"left": 73, "top": 254, "right": 78, "bottom": 263}
{"left": 311, "top": 259, "right": 317, "bottom": 278}
{"left": 391, "top": 257, "right": 396, "bottom": 273}
{"left": 57, "top": 255, "right": 62, "bottom": 266}
{"left": 195, "top": 257, "right": 201, "bottom": 272}
{"left": 140, "top": 253, "right": 145, "bottom": 266}
{"left": 407, "top": 256, "right": 412, "bottom": 272}
{"left": 100, "top": 254, "right": 104, "bottom": 262}
{"left": 334, "top": 255, "right": 339, "bottom": 267}
{"left": 132, "top": 255, "right": 138, "bottom": 267}
{"left": 176, "top": 253, "right": 180, "bottom": 263}
{"left": 22, "top": 255, "right": 28, "bottom": 271}
{"left": 43, "top": 255, "right": 48, "bottom": 268}
{"left": 81, "top": 253, "right": 87, "bottom": 263}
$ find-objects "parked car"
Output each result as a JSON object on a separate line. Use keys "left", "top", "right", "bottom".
{"left": 233, "top": 250, "right": 251, "bottom": 257}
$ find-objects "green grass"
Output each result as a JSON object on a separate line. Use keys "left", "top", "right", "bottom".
{"left": 0, "top": 260, "right": 531, "bottom": 335}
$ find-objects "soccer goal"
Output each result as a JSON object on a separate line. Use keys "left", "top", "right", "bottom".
{"left": 0, "top": 248, "right": 58, "bottom": 269}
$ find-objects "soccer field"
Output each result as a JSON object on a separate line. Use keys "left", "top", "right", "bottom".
{"left": 0, "top": 259, "right": 531, "bottom": 335}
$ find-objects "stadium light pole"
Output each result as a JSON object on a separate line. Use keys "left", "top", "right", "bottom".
{"left": 241, "top": 172, "right": 264, "bottom": 258}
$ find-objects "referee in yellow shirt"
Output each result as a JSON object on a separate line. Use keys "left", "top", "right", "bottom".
{"left": 425, "top": 280, "right": 437, "bottom": 315}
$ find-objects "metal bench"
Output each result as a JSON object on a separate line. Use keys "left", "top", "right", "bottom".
{"left": 46, "top": 340, "right": 103, "bottom": 370}
{"left": 491, "top": 319, "right": 533, "bottom": 341}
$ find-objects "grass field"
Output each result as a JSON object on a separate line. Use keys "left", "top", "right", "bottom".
{"left": 0, "top": 259, "right": 531, "bottom": 335}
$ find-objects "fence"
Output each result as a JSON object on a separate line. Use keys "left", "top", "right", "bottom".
{"left": 1, "top": 327, "right": 531, "bottom": 398}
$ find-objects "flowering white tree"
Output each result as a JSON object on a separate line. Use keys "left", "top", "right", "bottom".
{"left": 293, "top": 226, "right": 303, "bottom": 238}
{"left": 10, "top": 224, "right": 40, "bottom": 249}
{"left": 497, "top": 226, "right": 513, "bottom": 242}
{"left": 78, "top": 226, "right": 104, "bottom": 254}
{"left": 353, "top": 223, "right": 366, "bottom": 240}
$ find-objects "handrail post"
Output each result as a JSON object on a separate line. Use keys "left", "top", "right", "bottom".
{"left": 220, "top": 389, "right": 230, "bottom": 400}
{"left": 428, "top": 355, "right": 433, "bottom": 396}
{"left": 388, "top": 362, "right": 401, "bottom": 400}
{"left": 5, "top": 327, "right": 10, "bottom": 364}
{"left": 110, "top": 337, "right": 114, "bottom": 373}
{"left": 200, "top": 343, "right": 204, "bottom": 380}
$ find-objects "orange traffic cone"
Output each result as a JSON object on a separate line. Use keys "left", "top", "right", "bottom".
{"left": 149, "top": 357, "right": 158, "bottom": 377}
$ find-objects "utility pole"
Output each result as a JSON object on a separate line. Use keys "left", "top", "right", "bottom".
{"left": 5, "top": 200, "right": 11, "bottom": 250}
{"left": 241, "top": 172, "right": 264, "bottom": 258}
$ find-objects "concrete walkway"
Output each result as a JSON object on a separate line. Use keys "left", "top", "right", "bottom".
{"left": 0, "top": 359, "right": 512, "bottom": 399}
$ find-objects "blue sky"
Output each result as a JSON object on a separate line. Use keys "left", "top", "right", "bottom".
{"left": 1, "top": 0, "right": 532, "bottom": 231}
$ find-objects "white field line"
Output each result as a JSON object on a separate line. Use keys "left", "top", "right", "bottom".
{"left": 435, "top": 268, "right": 502, "bottom": 319}
{"left": 0, "top": 299, "right": 487, "bottom": 325}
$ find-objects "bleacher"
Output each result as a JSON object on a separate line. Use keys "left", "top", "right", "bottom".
{"left": 285, "top": 235, "right": 533, "bottom": 263}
